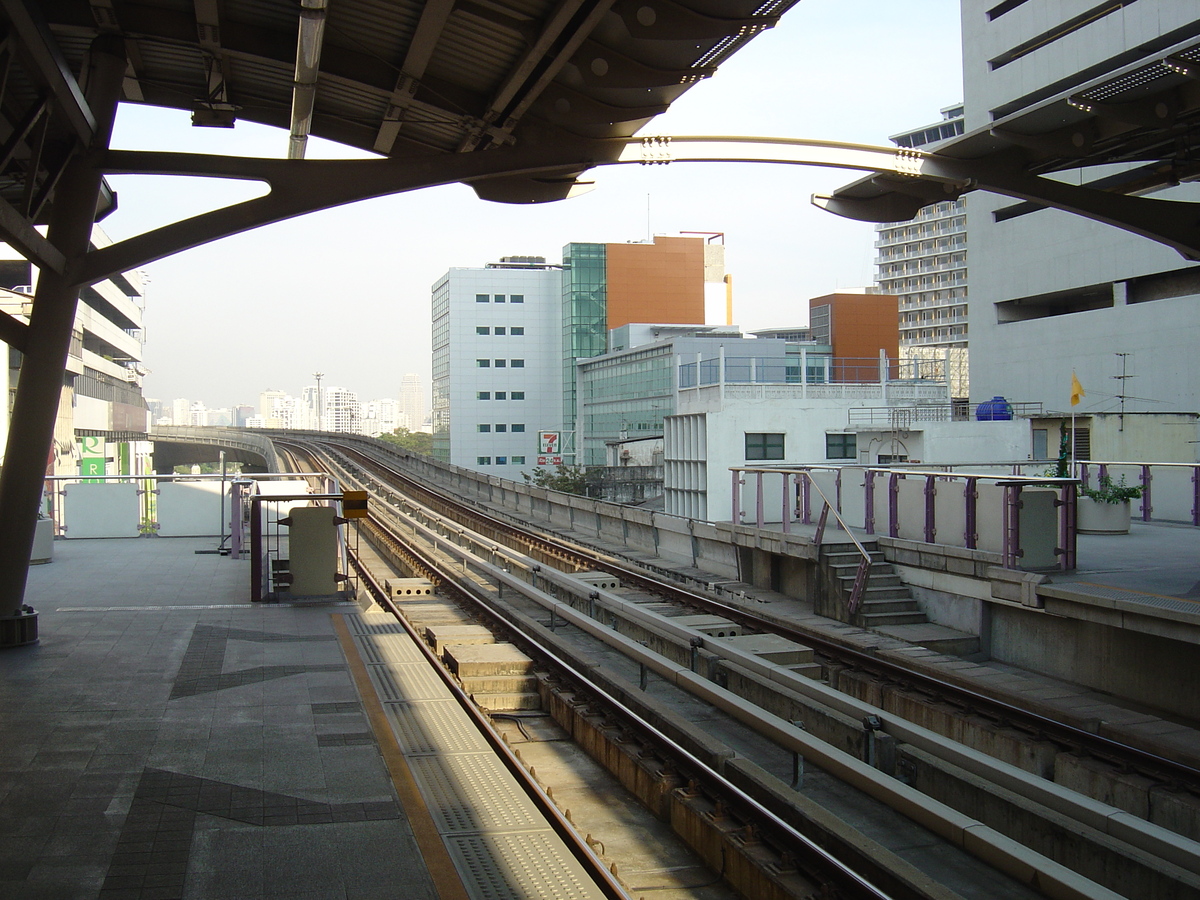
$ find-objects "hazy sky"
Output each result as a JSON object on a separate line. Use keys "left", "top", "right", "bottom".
{"left": 104, "top": 0, "right": 963, "bottom": 410}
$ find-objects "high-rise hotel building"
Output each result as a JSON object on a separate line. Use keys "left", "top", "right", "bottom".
{"left": 874, "top": 105, "right": 968, "bottom": 399}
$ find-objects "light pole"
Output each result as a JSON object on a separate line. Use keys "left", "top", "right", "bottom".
{"left": 313, "top": 372, "right": 324, "bottom": 431}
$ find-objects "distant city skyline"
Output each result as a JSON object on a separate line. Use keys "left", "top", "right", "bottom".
{"left": 149, "top": 372, "right": 428, "bottom": 432}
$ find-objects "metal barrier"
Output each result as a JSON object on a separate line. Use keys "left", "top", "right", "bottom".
{"left": 246, "top": 485, "right": 351, "bottom": 602}
{"left": 731, "top": 465, "right": 1078, "bottom": 571}
{"left": 1076, "top": 461, "right": 1200, "bottom": 525}
{"left": 889, "top": 460, "right": 1200, "bottom": 528}
{"left": 42, "top": 472, "right": 313, "bottom": 544}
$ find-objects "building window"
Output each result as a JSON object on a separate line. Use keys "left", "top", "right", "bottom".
{"left": 478, "top": 424, "right": 491, "bottom": 433}
{"left": 1033, "top": 428, "right": 1048, "bottom": 460}
{"left": 512, "top": 424, "right": 525, "bottom": 433}
{"left": 495, "top": 327, "right": 506, "bottom": 335}
{"left": 511, "top": 359, "right": 524, "bottom": 368}
{"left": 476, "top": 294, "right": 488, "bottom": 303}
{"left": 512, "top": 456, "right": 525, "bottom": 464}
{"left": 511, "top": 326, "right": 524, "bottom": 335}
{"left": 477, "top": 456, "right": 491, "bottom": 465}
{"left": 476, "top": 326, "right": 489, "bottom": 334}
{"left": 494, "top": 294, "right": 505, "bottom": 303}
{"left": 510, "top": 294, "right": 524, "bottom": 304}
{"left": 496, "top": 424, "right": 507, "bottom": 433}
{"left": 495, "top": 391, "right": 506, "bottom": 400}
{"left": 477, "top": 392, "right": 491, "bottom": 400}
{"left": 511, "top": 392, "right": 525, "bottom": 400}
{"left": 476, "top": 359, "right": 490, "bottom": 367}
{"left": 495, "top": 359, "right": 506, "bottom": 367}
{"left": 496, "top": 456, "right": 507, "bottom": 465}
{"left": 826, "top": 433, "right": 856, "bottom": 459}
{"left": 746, "top": 433, "right": 784, "bottom": 460}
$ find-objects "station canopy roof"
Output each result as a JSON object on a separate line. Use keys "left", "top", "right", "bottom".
{"left": 16, "top": 0, "right": 799, "bottom": 228}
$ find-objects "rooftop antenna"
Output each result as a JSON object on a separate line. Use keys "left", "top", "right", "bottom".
{"left": 646, "top": 193, "right": 651, "bottom": 243}
{"left": 1111, "top": 352, "right": 1134, "bottom": 432}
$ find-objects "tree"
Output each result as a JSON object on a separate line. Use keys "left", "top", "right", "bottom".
{"left": 377, "top": 427, "right": 433, "bottom": 455}
{"left": 522, "top": 465, "right": 596, "bottom": 496}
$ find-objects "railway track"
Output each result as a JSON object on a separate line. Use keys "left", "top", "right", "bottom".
{"left": 274, "top": 436, "right": 1200, "bottom": 900}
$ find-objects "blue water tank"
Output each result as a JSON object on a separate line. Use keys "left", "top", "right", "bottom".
{"left": 975, "top": 396, "right": 1013, "bottom": 421}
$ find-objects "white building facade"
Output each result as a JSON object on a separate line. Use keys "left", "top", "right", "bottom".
{"left": 662, "top": 354, "right": 1028, "bottom": 522}
{"left": 961, "top": 2, "right": 1200, "bottom": 436}
{"left": 1, "top": 226, "right": 150, "bottom": 478}
{"left": 431, "top": 258, "right": 563, "bottom": 475}
{"left": 399, "top": 373, "right": 426, "bottom": 432}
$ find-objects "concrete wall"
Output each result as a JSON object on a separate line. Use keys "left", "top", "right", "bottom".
{"left": 989, "top": 600, "right": 1200, "bottom": 721}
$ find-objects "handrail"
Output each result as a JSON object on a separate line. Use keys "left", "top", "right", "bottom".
{"left": 801, "top": 472, "right": 874, "bottom": 616}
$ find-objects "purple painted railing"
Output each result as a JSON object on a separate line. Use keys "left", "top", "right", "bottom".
{"left": 729, "top": 465, "right": 1080, "bottom": 572}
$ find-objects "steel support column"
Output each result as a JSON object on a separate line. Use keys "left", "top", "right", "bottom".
{"left": 0, "top": 36, "right": 126, "bottom": 627}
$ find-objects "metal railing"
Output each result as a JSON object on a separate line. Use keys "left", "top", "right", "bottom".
{"left": 732, "top": 468, "right": 876, "bottom": 614}
{"left": 845, "top": 401, "right": 1045, "bottom": 426}
{"left": 730, "top": 464, "right": 1079, "bottom": 572}
{"left": 897, "top": 460, "right": 1200, "bottom": 528}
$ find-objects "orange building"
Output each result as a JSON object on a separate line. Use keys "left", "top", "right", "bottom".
{"left": 808, "top": 291, "right": 899, "bottom": 382}
{"left": 604, "top": 236, "right": 706, "bottom": 329}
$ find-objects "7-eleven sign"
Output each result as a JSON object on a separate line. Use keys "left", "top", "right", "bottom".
{"left": 538, "top": 431, "right": 559, "bottom": 454}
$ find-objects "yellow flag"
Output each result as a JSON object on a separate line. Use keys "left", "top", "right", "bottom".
{"left": 1070, "top": 372, "right": 1085, "bottom": 407}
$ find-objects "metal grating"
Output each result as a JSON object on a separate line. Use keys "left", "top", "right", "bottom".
{"left": 353, "top": 631, "right": 424, "bottom": 664}
{"left": 346, "top": 613, "right": 404, "bottom": 635}
{"left": 366, "top": 661, "right": 449, "bottom": 702}
{"left": 443, "top": 831, "right": 603, "bottom": 900}
{"left": 383, "top": 699, "right": 492, "bottom": 755}
{"left": 406, "top": 753, "right": 546, "bottom": 834}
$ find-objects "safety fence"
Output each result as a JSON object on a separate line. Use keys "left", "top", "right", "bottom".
{"left": 731, "top": 465, "right": 1078, "bottom": 571}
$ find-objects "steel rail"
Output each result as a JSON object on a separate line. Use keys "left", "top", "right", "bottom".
{"left": 297, "top": 436, "right": 1200, "bottom": 791}
{"left": 279, "top": 438, "right": 1200, "bottom": 898}
{"left": 343, "top": 524, "right": 633, "bottom": 900}
{"left": 343, "top": 508, "right": 901, "bottom": 900}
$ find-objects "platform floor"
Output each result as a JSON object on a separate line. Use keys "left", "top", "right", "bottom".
{"left": 3, "top": 537, "right": 445, "bottom": 900}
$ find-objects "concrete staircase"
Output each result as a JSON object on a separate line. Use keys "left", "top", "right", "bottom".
{"left": 819, "top": 541, "right": 928, "bottom": 629}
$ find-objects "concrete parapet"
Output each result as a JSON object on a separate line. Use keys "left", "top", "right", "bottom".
{"left": 899, "top": 744, "right": 1200, "bottom": 900}
{"left": 722, "top": 756, "right": 969, "bottom": 900}
{"left": 988, "top": 567, "right": 1047, "bottom": 608}
{"left": 878, "top": 536, "right": 1001, "bottom": 580}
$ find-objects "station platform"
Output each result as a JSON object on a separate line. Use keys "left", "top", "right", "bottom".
{"left": 1063, "top": 520, "right": 1200, "bottom": 598}
{"left": 2, "top": 537, "right": 450, "bottom": 900}
{"left": 5, "top": 520, "right": 1200, "bottom": 899}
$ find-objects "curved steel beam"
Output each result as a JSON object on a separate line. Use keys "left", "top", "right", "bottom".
{"left": 78, "top": 134, "right": 1200, "bottom": 287}
{"left": 80, "top": 135, "right": 968, "bottom": 286}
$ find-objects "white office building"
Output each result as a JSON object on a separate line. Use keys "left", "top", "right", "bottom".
{"left": 361, "top": 398, "right": 400, "bottom": 437}
{"left": 399, "top": 373, "right": 426, "bottom": 432}
{"left": 663, "top": 355, "right": 1022, "bottom": 522}
{"left": 960, "top": 1, "right": 1200, "bottom": 448}
{"left": 431, "top": 257, "right": 562, "bottom": 475}
{"left": 322, "top": 386, "right": 360, "bottom": 434}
